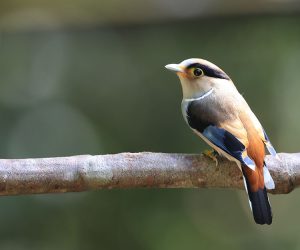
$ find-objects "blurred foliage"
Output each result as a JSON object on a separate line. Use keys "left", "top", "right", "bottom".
{"left": 0, "top": 13, "right": 299, "bottom": 250}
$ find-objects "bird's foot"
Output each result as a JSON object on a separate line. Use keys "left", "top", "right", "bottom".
{"left": 203, "top": 149, "right": 219, "bottom": 166}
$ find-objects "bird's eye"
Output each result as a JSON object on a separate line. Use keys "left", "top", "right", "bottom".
{"left": 193, "top": 68, "right": 203, "bottom": 77}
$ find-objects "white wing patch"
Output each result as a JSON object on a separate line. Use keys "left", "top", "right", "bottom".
{"left": 263, "top": 167, "right": 275, "bottom": 190}
{"left": 265, "top": 141, "right": 277, "bottom": 157}
{"left": 242, "top": 176, "right": 252, "bottom": 211}
{"left": 243, "top": 156, "right": 256, "bottom": 171}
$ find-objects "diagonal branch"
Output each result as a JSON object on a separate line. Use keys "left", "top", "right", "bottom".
{"left": 0, "top": 152, "right": 298, "bottom": 196}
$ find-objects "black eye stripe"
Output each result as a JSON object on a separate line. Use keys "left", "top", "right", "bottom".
{"left": 187, "top": 63, "right": 230, "bottom": 80}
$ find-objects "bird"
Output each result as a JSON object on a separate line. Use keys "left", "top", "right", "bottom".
{"left": 165, "top": 58, "right": 277, "bottom": 225}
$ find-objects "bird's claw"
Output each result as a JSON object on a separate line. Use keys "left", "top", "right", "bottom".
{"left": 203, "top": 149, "right": 219, "bottom": 166}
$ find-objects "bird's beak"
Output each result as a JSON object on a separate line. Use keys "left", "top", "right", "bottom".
{"left": 165, "top": 64, "right": 184, "bottom": 73}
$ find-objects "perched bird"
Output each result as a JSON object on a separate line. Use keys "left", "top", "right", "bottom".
{"left": 165, "top": 58, "right": 277, "bottom": 225}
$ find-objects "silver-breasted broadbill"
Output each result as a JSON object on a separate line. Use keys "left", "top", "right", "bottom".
{"left": 165, "top": 58, "right": 277, "bottom": 225}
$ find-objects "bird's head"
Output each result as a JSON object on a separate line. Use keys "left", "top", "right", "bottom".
{"left": 165, "top": 58, "right": 232, "bottom": 99}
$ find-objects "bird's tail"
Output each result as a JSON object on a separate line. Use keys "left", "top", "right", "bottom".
{"left": 242, "top": 167, "right": 272, "bottom": 225}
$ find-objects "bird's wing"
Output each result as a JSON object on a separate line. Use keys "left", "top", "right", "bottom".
{"left": 262, "top": 129, "right": 277, "bottom": 157}
{"left": 238, "top": 110, "right": 275, "bottom": 190}
{"left": 200, "top": 118, "right": 256, "bottom": 170}
{"left": 245, "top": 109, "right": 277, "bottom": 157}
{"left": 201, "top": 117, "right": 274, "bottom": 224}
{"left": 185, "top": 97, "right": 272, "bottom": 174}
{"left": 201, "top": 115, "right": 275, "bottom": 188}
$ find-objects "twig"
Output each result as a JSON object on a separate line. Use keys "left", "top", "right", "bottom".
{"left": 0, "top": 152, "right": 297, "bottom": 196}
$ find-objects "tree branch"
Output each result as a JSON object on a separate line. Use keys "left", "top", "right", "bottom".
{"left": 0, "top": 152, "right": 298, "bottom": 196}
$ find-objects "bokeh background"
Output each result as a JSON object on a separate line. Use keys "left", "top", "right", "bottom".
{"left": 0, "top": 1, "right": 299, "bottom": 249}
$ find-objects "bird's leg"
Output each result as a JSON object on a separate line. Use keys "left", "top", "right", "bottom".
{"left": 203, "top": 149, "right": 219, "bottom": 166}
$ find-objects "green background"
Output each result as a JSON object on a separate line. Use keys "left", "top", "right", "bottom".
{"left": 0, "top": 10, "right": 299, "bottom": 250}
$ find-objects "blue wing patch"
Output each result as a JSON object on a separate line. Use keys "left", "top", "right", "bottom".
{"left": 262, "top": 129, "right": 277, "bottom": 156}
{"left": 202, "top": 125, "right": 255, "bottom": 169}
{"left": 202, "top": 125, "right": 245, "bottom": 162}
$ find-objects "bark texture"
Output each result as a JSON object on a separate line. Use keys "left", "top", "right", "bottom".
{"left": 0, "top": 152, "right": 298, "bottom": 196}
